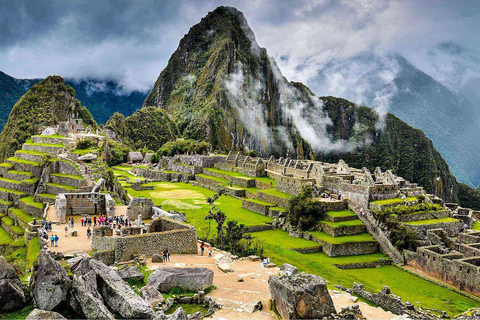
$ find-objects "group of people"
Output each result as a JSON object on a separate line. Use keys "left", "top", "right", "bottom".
{"left": 199, "top": 242, "right": 213, "bottom": 257}
{"left": 161, "top": 248, "right": 171, "bottom": 264}
{"left": 50, "top": 234, "right": 59, "bottom": 247}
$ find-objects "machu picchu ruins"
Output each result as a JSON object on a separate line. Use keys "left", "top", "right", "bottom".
{"left": 1, "top": 3, "right": 480, "bottom": 320}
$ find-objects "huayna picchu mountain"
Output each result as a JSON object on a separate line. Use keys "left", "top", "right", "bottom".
{"left": 0, "top": 76, "right": 97, "bottom": 161}
{"left": 132, "top": 6, "right": 458, "bottom": 201}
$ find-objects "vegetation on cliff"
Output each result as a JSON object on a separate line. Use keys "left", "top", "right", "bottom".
{"left": 0, "top": 76, "right": 96, "bottom": 161}
{"left": 105, "top": 107, "right": 179, "bottom": 151}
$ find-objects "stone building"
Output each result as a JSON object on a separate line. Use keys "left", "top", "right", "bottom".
{"left": 127, "top": 152, "right": 144, "bottom": 163}
{"left": 55, "top": 192, "right": 115, "bottom": 223}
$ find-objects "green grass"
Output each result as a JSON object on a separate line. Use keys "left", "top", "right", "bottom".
{"left": 258, "top": 188, "right": 293, "bottom": 199}
{"left": 406, "top": 196, "right": 418, "bottom": 202}
{"left": 0, "top": 187, "right": 26, "bottom": 195}
{"left": 27, "top": 237, "right": 40, "bottom": 268}
{"left": 254, "top": 176, "right": 277, "bottom": 186}
{"left": 0, "top": 177, "right": 21, "bottom": 184}
{"left": 10, "top": 208, "right": 34, "bottom": 224}
{"left": 6, "top": 157, "right": 42, "bottom": 166}
{"left": 251, "top": 229, "right": 320, "bottom": 249}
{"left": 0, "top": 226, "right": 13, "bottom": 245}
{"left": 0, "top": 162, "right": 13, "bottom": 168}
{"left": 19, "top": 196, "right": 43, "bottom": 209}
{"left": 32, "top": 134, "right": 66, "bottom": 139}
{"left": 2, "top": 217, "right": 24, "bottom": 235}
{"left": 270, "top": 206, "right": 286, "bottom": 212}
{"left": 0, "top": 305, "right": 35, "bottom": 320}
{"left": 71, "top": 147, "right": 100, "bottom": 155}
{"left": 0, "top": 199, "right": 11, "bottom": 206}
{"left": 7, "top": 170, "right": 33, "bottom": 177}
{"left": 244, "top": 198, "right": 275, "bottom": 206}
{"left": 46, "top": 183, "right": 78, "bottom": 190}
{"left": 37, "top": 193, "right": 57, "bottom": 199}
{"left": 404, "top": 218, "right": 459, "bottom": 225}
{"left": 472, "top": 221, "right": 480, "bottom": 231}
{"left": 21, "top": 178, "right": 39, "bottom": 184}
{"left": 165, "top": 304, "right": 209, "bottom": 316}
{"left": 310, "top": 231, "right": 376, "bottom": 244}
{"left": 124, "top": 182, "right": 272, "bottom": 238}
{"left": 50, "top": 173, "right": 84, "bottom": 180}
{"left": 370, "top": 198, "right": 405, "bottom": 205}
{"left": 319, "top": 220, "right": 365, "bottom": 228}
{"left": 325, "top": 210, "right": 357, "bottom": 218}
{"left": 23, "top": 142, "right": 66, "bottom": 148}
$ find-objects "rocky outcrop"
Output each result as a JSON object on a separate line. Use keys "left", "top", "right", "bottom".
{"left": 147, "top": 267, "right": 214, "bottom": 292}
{"left": 279, "top": 263, "right": 298, "bottom": 275}
{"left": 70, "top": 256, "right": 92, "bottom": 275}
{"left": 89, "top": 259, "right": 154, "bottom": 319}
{"left": 268, "top": 272, "right": 336, "bottom": 319}
{"left": 117, "top": 266, "right": 145, "bottom": 281}
{"left": 0, "top": 256, "right": 27, "bottom": 312}
{"left": 167, "top": 307, "right": 187, "bottom": 320}
{"left": 30, "top": 251, "right": 72, "bottom": 311}
{"left": 25, "top": 309, "right": 66, "bottom": 320}
{"left": 71, "top": 270, "right": 115, "bottom": 320}
{"left": 141, "top": 285, "right": 164, "bottom": 308}
{"left": 152, "top": 253, "right": 162, "bottom": 262}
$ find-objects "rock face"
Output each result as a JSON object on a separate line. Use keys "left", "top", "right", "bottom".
{"left": 25, "top": 309, "right": 67, "bottom": 320}
{"left": 71, "top": 270, "right": 115, "bottom": 320}
{"left": 141, "top": 285, "right": 164, "bottom": 308}
{"left": 117, "top": 266, "right": 145, "bottom": 281}
{"left": 279, "top": 263, "right": 298, "bottom": 275}
{"left": 167, "top": 307, "right": 187, "bottom": 320}
{"left": 152, "top": 253, "right": 162, "bottom": 262}
{"left": 30, "top": 251, "right": 72, "bottom": 311}
{"left": 147, "top": 267, "right": 214, "bottom": 292}
{"left": 268, "top": 273, "right": 336, "bottom": 319}
{"left": 0, "top": 256, "right": 27, "bottom": 312}
{"left": 89, "top": 259, "right": 154, "bottom": 319}
{"left": 70, "top": 256, "right": 92, "bottom": 275}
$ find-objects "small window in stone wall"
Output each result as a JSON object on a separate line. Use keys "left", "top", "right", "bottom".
{"left": 422, "top": 252, "right": 425, "bottom": 257}
{"left": 433, "top": 257, "right": 436, "bottom": 261}
{"left": 460, "top": 266, "right": 463, "bottom": 271}
{"left": 467, "top": 268, "right": 470, "bottom": 274}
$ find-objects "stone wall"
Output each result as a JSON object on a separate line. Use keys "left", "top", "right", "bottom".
{"left": 55, "top": 193, "right": 112, "bottom": 223}
{"left": 275, "top": 176, "right": 315, "bottom": 196}
{"left": 316, "top": 240, "right": 379, "bottom": 257}
{"left": 319, "top": 223, "right": 366, "bottom": 237}
{"left": 92, "top": 249, "right": 115, "bottom": 266}
{"left": 55, "top": 159, "right": 81, "bottom": 176}
{"left": 256, "top": 191, "right": 289, "bottom": 208}
{"left": 405, "top": 220, "right": 462, "bottom": 237}
{"left": 349, "top": 284, "right": 412, "bottom": 316}
{"left": 126, "top": 197, "right": 154, "bottom": 220}
{"left": 49, "top": 174, "right": 84, "bottom": 188}
{"left": 31, "top": 135, "right": 70, "bottom": 146}
{"left": 241, "top": 199, "right": 272, "bottom": 216}
{"left": 396, "top": 210, "right": 449, "bottom": 222}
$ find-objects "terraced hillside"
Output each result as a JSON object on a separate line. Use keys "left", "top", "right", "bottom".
{"left": 112, "top": 162, "right": 479, "bottom": 316}
{"left": 0, "top": 134, "right": 89, "bottom": 269}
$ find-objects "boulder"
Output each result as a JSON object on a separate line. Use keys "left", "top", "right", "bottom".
{"left": 280, "top": 263, "right": 298, "bottom": 275}
{"left": 268, "top": 273, "right": 336, "bottom": 319}
{"left": 141, "top": 285, "right": 164, "bottom": 308}
{"left": 89, "top": 259, "right": 154, "bottom": 319}
{"left": 0, "top": 256, "right": 27, "bottom": 312}
{"left": 167, "top": 307, "right": 187, "bottom": 320}
{"left": 244, "top": 300, "right": 262, "bottom": 313}
{"left": 71, "top": 271, "right": 115, "bottom": 320}
{"left": 117, "top": 266, "right": 145, "bottom": 281}
{"left": 152, "top": 253, "right": 162, "bottom": 262}
{"left": 147, "top": 267, "right": 214, "bottom": 292}
{"left": 25, "top": 309, "right": 66, "bottom": 319}
{"left": 70, "top": 256, "right": 91, "bottom": 276}
{"left": 30, "top": 251, "right": 72, "bottom": 311}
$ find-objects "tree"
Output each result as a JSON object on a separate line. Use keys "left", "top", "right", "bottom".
{"left": 205, "top": 189, "right": 226, "bottom": 245}
{"left": 225, "top": 220, "right": 247, "bottom": 253}
{"left": 287, "top": 185, "right": 326, "bottom": 231}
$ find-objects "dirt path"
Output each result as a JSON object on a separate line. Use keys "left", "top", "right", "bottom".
{"left": 147, "top": 245, "right": 397, "bottom": 320}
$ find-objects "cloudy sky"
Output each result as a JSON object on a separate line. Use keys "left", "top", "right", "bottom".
{"left": 1, "top": 0, "right": 479, "bottom": 94}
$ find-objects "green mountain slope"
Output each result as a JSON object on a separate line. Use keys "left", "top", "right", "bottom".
{"left": 139, "top": 6, "right": 459, "bottom": 201}
{"left": 105, "top": 107, "right": 179, "bottom": 151}
{"left": 0, "top": 76, "right": 96, "bottom": 160}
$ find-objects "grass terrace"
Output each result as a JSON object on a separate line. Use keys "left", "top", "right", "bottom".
{"left": 19, "top": 196, "right": 43, "bottom": 209}
{"left": 0, "top": 226, "right": 13, "bottom": 245}
{"left": 15, "top": 150, "right": 50, "bottom": 157}
{"left": 0, "top": 162, "right": 13, "bottom": 168}
{"left": 258, "top": 188, "right": 293, "bottom": 199}
{"left": 10, "top": 208, "right": 34, "bottom": 224}
{"left": 46, "top": 183, "right": 78, "bottom": 190}
{"left": 50, "top": 173, "right": 84, "bottom": 180}
{"left": 0, "top": 199, "right": 11, "bottom": 206}
{"left": 404, "top": 218, "right": 459, "bottom": 225}
{"left": 472, "top": 221, "right": 480, "bottom": 231}
{"left": 23, "top": 142, "right": 66, "bottom": 148}
{"left": 32, "top": 134, "right": 66, "bottom": 139}
{"left": 244, "top": 198, "right": 275, "bottom": 206}
{"left": 71, "top": 147, "right": 101, "bottom": 155}
{"left": 319, "top": 220, "right": 365, "bottom": 228}
{"left": 0, "top": 187, "right": 26, "bottom": 196}
{"left": 22, "top": 178, "right": 39, "bottom": 184}
{"left": 0, "top": 177, "right": 21, "bottom": 184}
{"left": 310, "top": 231, "right": 376, "bottom": 244}
{"left": 6, "top": 157, "right": 43, "bottom": 166}
{"left": 36, "top": 193, "right": 57, "bottom": 200}
{"left": 325, "top": 210, "right": 358, "bottom": 218}
{"left": 2, "top": 216, "right": 24, "bottom": 235}
{"left": 371, "top": 197, "right": 418, "bottom": 206}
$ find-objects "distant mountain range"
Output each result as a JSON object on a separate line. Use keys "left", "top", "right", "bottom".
{"left": 0, "top": 71, "right": 147, "bottom": 128}
{"left": 307, "top": 52, "right": 480, "bottom": 188}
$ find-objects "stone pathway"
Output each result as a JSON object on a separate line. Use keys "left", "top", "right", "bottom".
{"left": 147, "top": 247, "right": 397, "bottom": 320}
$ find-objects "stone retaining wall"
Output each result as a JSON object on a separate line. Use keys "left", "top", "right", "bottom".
{"left": 22, "top": 144, "right": 66, "bottom": 155}
{"left": 255, "top": 180, "right": 274, "bottom": 190}
{"left": 245, "top": 224, "right": 273, "bottom": 232}
{"left": 292, "top": 246, "right": 322, "bottom": 254}
{"left": 31, "top": 136, "right": 70, "bottom": 146}
{"left": 56, "top": 159, "right": 81, "bottom": 176}
{"left": 0, "top": 201, "right": 10, "bottom": 214}
{"left": 15, "top": 151, "right": 47, "bottom": 162}
{"left": 0, "top": 179, "right": 37, "bottom": 195}
{"left": 92, "top": 249, "right": 115, "bottom": 265}
{"left": 314, "top": 238, "right": 379, "bottom": 257}
{"left": 19, "top": 201, "right": 44, "bottom": 217}
{"left": 195, "top": 175, "right": 221, "bottom": 187}
{"left": 223, "top": 187, "right": 245, "bottom": 197}
{"left": 275, "top": 176, "right": 315, "bottom": 195}
{"left": 256, "top": 191, "right": 289, "bottom": 208}
{"left": 405, "top": 220, "right": 462, "bottom": 237}
{"left": 396, "top": 210, "right": 449, "bottom": 222}
{"left": 49, "top": 174, "right": 84, "bottom": 188}
{"left": 333, "top": 259, "right": 391, "bottom": 269}
{"left": 7, "top": 210, "right": 28, "bottom": 229}
{"left": 319, "top": 222, "right": 366, "bottom": 237}
{"left": 241, "top": 199, "right": 272, "bottom": 216}
{"left": 0, "top": 189, "right": 25, "bottom": 203}
{"left": 7, "top": 161, "right": 43, "bottom": 177}
{"left": 4, "top": 171, "right": 32, "bottom": 180}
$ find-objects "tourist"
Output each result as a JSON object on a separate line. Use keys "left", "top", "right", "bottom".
{"left": 166, "top": 248, "right": 170, "bottom": 262}
{"left": 87, "top": 228, "right": 91, "bottom": 239}
{"left": 48, "top": 221, "right": 52, "bottom": 231}
{"left": 200, "top": 242, "right": 205, "bottom": 255}
{"left": 50, "top": 234, "right": 54, "bottom": 247}
{"left": 68, "top": 218, "right": 71, "bottom": 228}
{"left": 208, "top": 246, "right": 213, "bottom": 258}
{"left": 65, "top": 226, "right": 68, "bottom": 237}
{"left": 33, "top": 218, "right": 36, "bottom": 225}
{"left": 463, "top": 223, "right": 469, "bottom": 232}
{"left": 94, "top": 216, "right": 97, "bottom": 226}
{"left": 54, "top": 234, "right": 59, "bottom": 247}
{"left": 338, "top": 194, "right": 342, "bottom": 200}
{"left": 162, "top": 249, "right": 167, "bottom": 264}
{"left": 71, "top": 218, "right": 74, "bottom": 227}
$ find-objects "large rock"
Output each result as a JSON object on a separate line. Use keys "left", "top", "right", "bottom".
{"left": 268, "top": 273, "right": 336, "bottom": 319}
{"left": 117, "top": 266, "right": 145, "bottom": 281}
{"left": 279, "top": 263, "right": 298, "bottom": 275}
{"left": 141, "top": 285, "right": 164, "bottom": 308}
{"left": 152, "top": 253, "right": 162, "bottom": 263}
{"left": 167, "top": 307, "right": 187, "bottom": 320}
{"left": 70, "top": 256, "right": 92, "bottom": 276}
{"left": 30, "top": 251, "right": 72, "bottom": 311}
{"left": 0, "top": 256, "right": 27, "bottom": 312}
{"left": 89, "top": 259, "right": 154, "bottom": 319}
{"left": 71, "top": 270, "right": 115, "bottom": 320}
{"left": 25, "top": 309, "right": 66, "bottom": 319}
{"left": 147, "top": 267, "right": 213, "bottom": 292}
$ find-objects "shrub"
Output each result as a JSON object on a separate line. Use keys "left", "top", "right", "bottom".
{"left": 156, "top": 139, "right": 211, "bottom": 157}
{"left": 76, "top": 139, "right": 93, "bottom": 150}
{"left": 287, "top": 185, "right": 326, "bottom": 231}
